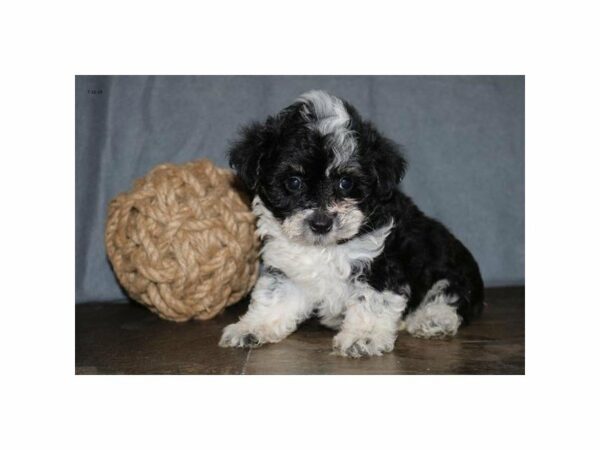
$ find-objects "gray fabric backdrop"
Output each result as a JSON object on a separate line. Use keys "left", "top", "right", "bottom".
{"left": 75, "top": 75, "right": 524, "bottom": 303}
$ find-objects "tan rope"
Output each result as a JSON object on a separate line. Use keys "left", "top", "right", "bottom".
{"left": 105, "top": 159, "right": 260, "bottom": 321}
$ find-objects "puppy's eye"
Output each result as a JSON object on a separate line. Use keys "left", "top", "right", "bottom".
{"left": 338, "top": 176, "right": 354, "bottom": 193}
{"left": 285, "top": 176, "right": 303, "bottom": 192}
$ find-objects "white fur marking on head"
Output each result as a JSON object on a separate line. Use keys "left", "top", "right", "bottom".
{"left": 297, "top": 90, "right": 357, "bottom": 171}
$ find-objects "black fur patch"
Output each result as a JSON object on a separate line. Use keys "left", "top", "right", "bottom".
{"left": 229, "top": 92, "right": 484, "bottom": 325}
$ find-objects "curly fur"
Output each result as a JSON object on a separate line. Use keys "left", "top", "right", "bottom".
{"left": 220, "top": 90, "right": 484, "bottom": 357}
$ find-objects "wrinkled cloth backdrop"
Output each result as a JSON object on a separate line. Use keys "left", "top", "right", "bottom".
{"left": 76, "top": 75, "right": 524, "bottom": 302}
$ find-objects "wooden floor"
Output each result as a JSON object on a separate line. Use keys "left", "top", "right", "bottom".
{"left": 76, "top": 286, "right": 524, "bottom": 375}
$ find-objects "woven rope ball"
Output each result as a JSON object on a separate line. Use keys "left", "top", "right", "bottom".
{"left": 105, "top": 159, "right": 260, "bottom": 321}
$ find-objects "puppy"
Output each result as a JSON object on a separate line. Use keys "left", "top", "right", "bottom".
{"left": 219, "top": 90, "right": 484, "bottom": 357}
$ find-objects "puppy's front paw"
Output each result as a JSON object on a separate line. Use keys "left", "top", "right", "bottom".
{"left": 332, "top": 331, "right": 396, "bottom": 358}
{"left": 219, "top": 323, "right": 263, "bottom": 348}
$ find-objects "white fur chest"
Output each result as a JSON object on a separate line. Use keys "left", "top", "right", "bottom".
{"left": 253, "top": 196, "right": 393, "bottom": 302}
{"left": 262, "top": 236, "right": 355, "bottom": 300}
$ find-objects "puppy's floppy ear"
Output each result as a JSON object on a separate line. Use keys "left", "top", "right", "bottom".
{"left": 363, "top": 124, "right": 407, "bottom": 199}
{"left": 229, "top": 117, "right": 280, "bottom": 191}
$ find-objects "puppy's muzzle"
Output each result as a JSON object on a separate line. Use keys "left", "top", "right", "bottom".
{"left": 307, "top": 210, "right": 335, "bottom": 234}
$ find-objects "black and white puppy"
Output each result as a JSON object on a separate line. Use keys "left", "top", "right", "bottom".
{"left": 219, "top": 90, "right": 484, "bottom": 357}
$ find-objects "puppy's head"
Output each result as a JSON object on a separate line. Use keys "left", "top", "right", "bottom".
{"left": 230, "top": 90, "right": 406, "bottom": 245}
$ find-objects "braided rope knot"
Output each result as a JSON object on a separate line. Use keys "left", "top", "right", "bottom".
{"left": 105, "top": 159, "right": 260, "bottom": 321}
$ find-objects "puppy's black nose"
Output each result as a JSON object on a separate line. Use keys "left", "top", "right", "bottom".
{"left": 308, "top": 211, "right": 334, "bottom": 234}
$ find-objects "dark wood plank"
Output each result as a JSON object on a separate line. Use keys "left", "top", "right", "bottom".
{"left": 75, "top": 300, "right": 251, "bottom": 374}
{"left": 76, "top": 286, "right": 524, "bottom": 375}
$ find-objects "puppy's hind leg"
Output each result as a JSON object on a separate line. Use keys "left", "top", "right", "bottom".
{"left": 404, "top": 280, "right": 463, "bottom": 339}
{"left": 219, "top": 272, "right": 313, "bottom": 348}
